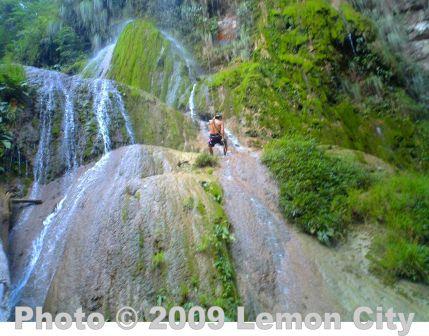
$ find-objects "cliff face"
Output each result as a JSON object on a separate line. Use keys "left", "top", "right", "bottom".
{"left": 10, "top": 145, "right": 239, "bottom": 319}
{"left": 397, "top": 0, "right": 429, "bottom": 70}
{"left": 350, "top": 0, "right": 429, "bottom": 69}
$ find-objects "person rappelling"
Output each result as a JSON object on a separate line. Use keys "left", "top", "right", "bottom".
{"left": 208, "top": 113, "right": 228, "bottom": 156}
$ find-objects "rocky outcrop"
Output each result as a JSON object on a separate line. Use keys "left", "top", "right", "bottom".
{"left": 9, "top": 145, "right": 238, "bottom": 319}
{"left": 348, "top": 0, "right": 429, "bottom": 70}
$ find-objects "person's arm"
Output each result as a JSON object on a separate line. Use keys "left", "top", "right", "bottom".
{"left": 221, "top": 121, "right": 225, "bottom": 138}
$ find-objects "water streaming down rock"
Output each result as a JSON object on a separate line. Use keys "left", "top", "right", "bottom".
{"left": 189, "top": 83, "right": 197, "bottom": 121}
{"left": 166, "top": 61, "right": 183, "bottom": 107}
{"left": 9, "top": 154, "right": 112, "bottom": 311}
{"left": 8, "top": 34, "right": 135, "bottom": 317}
{"left": 83, "top": 19, "right": 133, "bottom": 79}
{"left": 62, "top": 77, "right": 81, "bottom": 175}
{"left": 92, "top": 79, "right": 113, "bottom": 153}
{"left": 160, "top": 31, "right": 198, "bottom": 81}
{"left": 10, "top": 69, "right": 68, "bottom": 237}
{"left": 82, "top": 43, "right": 116, "bottom": 79}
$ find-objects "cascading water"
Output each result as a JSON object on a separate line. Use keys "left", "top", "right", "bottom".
{"left": 9, "top": 69, "right": 68, "bottom": 236}
{"left": 28, "top": 68, "right": 67, "bottom": 186}
{"left": 62, "top": 77, "right": 80, "bottom": 175}
{"left": 7, "top": 23, "right": 135, "bottom": 319}
{"left": 166, "top": 61, "right": 183, "bottom": 107}
{"left": 160, "top": 31, "right": 198, "bottom": 81}
{"left": 82, "top": 43, "right": 116, "bottom": 79}
{"left": 92, "top": 79, "right": 113, "bottom": 153}
{"left": 189, "top": 83, "right": 197, "bottom": 121}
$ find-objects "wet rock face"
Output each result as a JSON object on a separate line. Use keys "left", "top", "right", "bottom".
{"left": 397, "top": 0, "right": 429, "bottom": 69}
{"left": 10, "top": 145, "right": 237, "bottom": 318}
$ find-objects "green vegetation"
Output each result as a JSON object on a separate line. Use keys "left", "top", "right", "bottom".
{"left": 194, "top": 0, "right": 429, "bottom": 285}
{"left": 0, "top": 62, "right": 27, "bottom": 175}
{"left": 349, "top": 174, "right": 429, "bottom": 284}
{"left": 205, "top": 0, "right": 428, "bottom": 170}
{"left": 194, "top": 153, "right": 219, "bottom": 168}
{"left": 183, "top": 196, "right": 195, "bottom": 212}
{"left": 141, "top": 179, "right": 239, "bottom": 319}
{"left": 262, "top": 136, "right": 371, "bottom": 245}
{"left": 120, "top": 84, "right": 197, "bottom": 150}
{"left": 110, "top": 19, "right": 191, "bottom": 109}
{"left": 0, "top": 0, "right": 86, "bottom": 71}
{"left": 263, "top": 135, "right": 429, "bottom": 284}
{"left": 110, "top": 20, "right": 170, "bottom": 91}
{"left": 152, "top": 251, "right": 166, "bottom": 269}
{"left": 198, "top": 180, "right": 239, "bottom": 319}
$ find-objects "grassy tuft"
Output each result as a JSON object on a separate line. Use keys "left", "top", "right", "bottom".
{"left": 349, "top": 174, "right": 429, "bottom": 284}
{"left": 194, "top": 153, "right": 219, "bottom": 168}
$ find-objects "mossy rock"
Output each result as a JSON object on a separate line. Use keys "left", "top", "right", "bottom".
{"left": 119, "top": 84, "right": 198, "bottom": 151}
{"left": 109, "top": 19, "right": 192, "bottom": 110}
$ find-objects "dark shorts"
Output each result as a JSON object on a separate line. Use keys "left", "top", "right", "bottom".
{"left": 208, "top": 134, "right": 227, "bottom": 148}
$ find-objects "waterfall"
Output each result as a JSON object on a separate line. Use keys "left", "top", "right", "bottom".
{"left": 82, "top": 43, "right": 116, "bottom": 79}
{"left": 62, "top": 77, "right": 80, "bottom": 174}
{"left": 8, "top": 23, "right": 135, "bottom": 318}
{"left": 160, "top": 30, "right": 198, "bottom": 81}
{"left": 189, "top": 83, "right": 197, "bottom": 121}
{"left": 113, "top": 85, "right": 135, "bottom": 144}
{"left": 27, "top": 67, "right": 67, "bottom": 186}
{"left": 166, "top": 61, "right": 183, "bottom": 107}
{"left": 8, "top": 197, "right": 66, "bottom": 309}
{"left": 9, "top": 153, "right": 112, "bottom": 311}
{"left": 92, "top": 79, "right": 113, "bottom": 153}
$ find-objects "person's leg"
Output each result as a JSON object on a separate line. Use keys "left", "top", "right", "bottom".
{"left": 223, "top": 139, "right": 228, "bottom": 156}
{"left": 209, "top": 144, "right": 214, "bottom": 155}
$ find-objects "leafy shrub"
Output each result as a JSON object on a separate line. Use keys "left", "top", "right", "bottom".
{"left": 0, "top": 63, "right": 27, "bottom": 173}
{"left": 349, "top": 174, "right": 429, "bottom": 283}
{"left": 194, "top": 152, "right": 218, "bottom": 168}
{"left": 262, "top": 136, "right": 370, "bottom": 245}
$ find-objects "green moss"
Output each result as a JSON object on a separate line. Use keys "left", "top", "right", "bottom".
{"left": 197, "top": 200, "right": 206, "bottom": 216}
{"left": 121, "top": 194, "right": 131, "bottom": 223}
{"left": 152, "top": 251, "right": 166, "bottom": 269}
{"left": 119, "top": 85, "right": 197, "bottom": 150}
{"left": 109, "top": 19, "right": 191, "bottom": 109}
{"left": 110, "top": 20, "right": 167, "bottom": 90}
{"left": 202, "top": 0, "right": 428, "bottom": 170}
{"left": 183, "top": 196, "right": 195, "bottom": 212}
{"left": 192, "top": 179, "right": 239, "bottom": 318}
{"left": 349, "top": 174, "right": 429, "bottom": 284}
